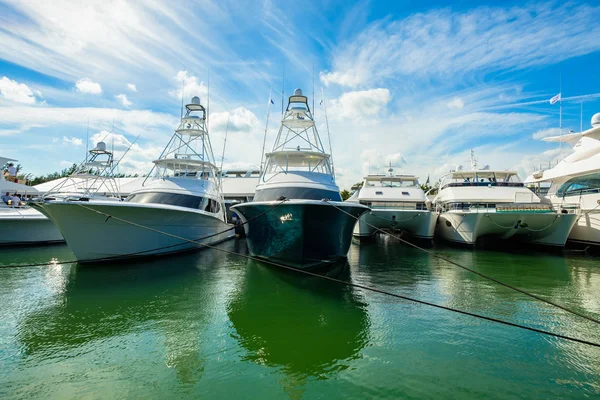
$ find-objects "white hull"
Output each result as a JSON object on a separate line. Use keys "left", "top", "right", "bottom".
{"left": 569, "top": 210, "right": 600, "bottom": 246}
{"left": 436, "top": 211, "right": 578, "bottom": 247}
{"left": 31, "top": 201, "right": 233, "bottom": 262}
{"left": 0, "top": 208, "right": 63, "bottom": 245}
{"left": 353, "top": 209, "right": 437, "bottom": 239}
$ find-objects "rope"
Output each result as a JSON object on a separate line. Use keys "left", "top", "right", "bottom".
{"left": 6, "top": 198, "right": 600, "bottom": 348}
{"left": 323, "top": 200, "right": 600, "bottom": 326}
{"left": 42, "top": 204, "right": 600, "bottom": 348}
{"left": 0, "top": 199, "right": 288, "bottom": 269}
{"left": 484, "top": 214, "right": 559, "bottom": 232}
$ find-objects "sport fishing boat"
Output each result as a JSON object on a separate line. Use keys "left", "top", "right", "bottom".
{"left": 348, "top": 165, "right": 436, "bottom": 239}
{"left": 231, "top": 89, "right": 369, "bottom": 268}
{"left": 526, "top": 113, "right": 600, "bottom": 248}
{"left": 433, "top": 151, "right": 578, "bottom": 247}
{"left": 32, "top": 96, "right": 233, "bottom": 262}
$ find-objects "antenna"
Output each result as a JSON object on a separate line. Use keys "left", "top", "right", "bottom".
{"left": 180, "top": 71, "right": 185, "bottom": 119}
{"left": 220, "top": 114, "right": 230, "bottom": 172}
{"left": 207, "top": 69, "right": 210, "bottom": 133}
{"left": 321, "top": 87, "right": 335, "bottom": 178}
{"left": 281, "top": 61, "right": 285, "bottom": 117}
{"left": 85, "top": 117, "right": 89, "bottom": 162}
{"left": 260, "top": 88, "right": 273, "bottom": 173}
{"left": 312, "top": 59, "right": 315, "bottom": 115}
{"left": 111, "top": 118, "right": 115, "bottom": 158}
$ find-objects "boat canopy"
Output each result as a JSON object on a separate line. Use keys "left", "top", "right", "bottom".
{"left": 153, "top": 158, "right": 217, "bottom": 176}
{"left": 263, "top": 150, "right": 332, "bottom": 175}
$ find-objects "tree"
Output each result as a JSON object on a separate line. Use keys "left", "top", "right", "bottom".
{"left": 340, "top": 189, "right": 351, "bottom": 201}
{"left": 420, "top": 183, "right": 432, "bottom": 193}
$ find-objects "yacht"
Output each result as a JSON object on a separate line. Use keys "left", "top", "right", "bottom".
{"left": 347, "top": 166, "right": 436, "bottom": 239}
{"left": 0, "top": 171, "right": 63, "bottom": 245}
{"left": 31, "top": 97, "right": 233, "bottom": 262}
{"left": 526, "top": 113, "right": 600, "bottom": 247}
{"left": 433, "top": 151, "right": 578, "bottom": 247}
{"left": 231, "top": 89, "right": 369, "bottom": 268}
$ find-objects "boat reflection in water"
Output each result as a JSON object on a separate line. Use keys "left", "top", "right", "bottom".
{"left": 14, "top": 242, "right": 244, "bottom": 390}
{"left": 227, "top": 259, "right": 370, "bottom": 394}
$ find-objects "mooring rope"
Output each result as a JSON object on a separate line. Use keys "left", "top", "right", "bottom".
{"left": 323, "top": 199, "right": 600, "bottom": 326}
{"left": 0, "top": 199, "right": 288, "bottom": 269}
{"left": 18, "top": 201, "right": 600, "bottom": 348}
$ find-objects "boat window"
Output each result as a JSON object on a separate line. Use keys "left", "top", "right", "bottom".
{"left": 264, "top": 153, "right": 333, "bottom": 175}
{"left": 557, "top": 172, "right": 600, "bottom": 197}
{"left": 126, "top": 192, "right": 220, "bottom": 212}
{"left": 253, "top": 187, "right": 342, "bottom": 202}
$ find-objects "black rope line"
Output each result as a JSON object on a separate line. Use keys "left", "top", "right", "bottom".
{"left": 324, "top": 200, "right": 600, "bottom": 326}
{"left": 0, "top": 199, "right": 288, "bottom": 269}
{"left": 24, "top": 203, "right": 600, "bottom": 349}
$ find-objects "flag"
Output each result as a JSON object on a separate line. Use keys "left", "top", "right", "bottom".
{"left": 269, "top": 98, "right": 274, "bottom": 105}
{"left": 319, "top": 99, "right": 323, "bottom": 105}
{"left": 426, "top": 175, "right": 430, "bottom": 185}
{"left": 549, "top": 93, "right": 561, "bottom": 105}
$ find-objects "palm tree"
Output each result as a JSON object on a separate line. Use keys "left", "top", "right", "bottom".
{"left": 340, "top": 189, "right": 351, "bottom": 201}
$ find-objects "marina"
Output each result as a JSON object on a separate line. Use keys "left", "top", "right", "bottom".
{"left": 2, "top": 1, "right": 600, "bottom": 398}
{"left": 1, "top": 238, "right": 600, "bottom": 398}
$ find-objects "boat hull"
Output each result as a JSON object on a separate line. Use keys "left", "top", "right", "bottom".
{"left": 436, "top": 211, "right": 577, "bottom": 247}
{"left": 30, "top": 201, "right": 234, "bottom": 262}
{"left": 353, "top": 209, "right": 437, "bottom": 239}
{"left": 0, "top": 208, "right": 64, "bottom": 245}
{"left": 232, "top": 200, "right": 369, "bottom": 268}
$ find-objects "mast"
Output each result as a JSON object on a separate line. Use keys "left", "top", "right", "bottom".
{"left": 260, "top": 88, "right": 273, "bottom": 173}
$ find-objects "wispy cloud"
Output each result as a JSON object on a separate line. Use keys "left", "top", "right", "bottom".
{"left": 321, "top": 3, "right": 600, "bottom": 87}
{"left": 126, "top": 83, "right": 137, "bottom": 92}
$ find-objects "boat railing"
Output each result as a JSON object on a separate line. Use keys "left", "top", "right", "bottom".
{"left": 532, "top": 160, "right": 561, "bottom": 173}
{"left": 439, "top": 202, "right": 553, "bottom": 213}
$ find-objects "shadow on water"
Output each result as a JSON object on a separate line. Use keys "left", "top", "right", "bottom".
{"left": 226, "top": 258, "right": 370, "bottom": 395}
{"left": 15, "top": 239, "right": 248, "bottom": 387}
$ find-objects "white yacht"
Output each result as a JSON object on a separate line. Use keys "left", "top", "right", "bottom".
{"left": 32, "top": 97, "right": 233, "bottom": 262}
{"left": 526, "top": 113, "right": 600, "bottom": 247}
{"left": 231, "top": 89, "right": 369, "bottom": 269}
{"left": 433, "top": 151, "right": 578, "bottom": 247}
{"left": 348, "top": 166, "right": 436, "bottom": 239}
{"left": 0, "top": 171, "right": 63, "bottom": 245}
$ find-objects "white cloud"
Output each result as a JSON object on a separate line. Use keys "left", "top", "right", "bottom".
{"left": 75, "top": 78, "right": 102, "bottom": 94}
{"left": 321, "top": 3, "right": 600, "bottom": 87}
{"left": 447, "top": 98, "right": 465, "bottom": 109}
{"left": 169, "top": 70, "right": 208, "bottom": 102}
{"left": 62, "top": 136, "right": 83, "bottom": 146}
{"left": 210, "top": 107, "right": 260, "bottom": 134}
{"left": 115, "top": 94, "right": 132, "bottom": 107}
{"left": 328, "top": 88, "right": 391, "bottom": 120}
{"left": 127, "top": 83, "right": 137, "bottom": 92}
{"left": 532, "top": 127, "right": 562, "bottom": 140}
{"left": 0, "top": 77, "right": 38, "bottom": 104}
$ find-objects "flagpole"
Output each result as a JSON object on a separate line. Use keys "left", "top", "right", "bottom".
{"left": 260, "top": 88, "right": 273, "bottom": 173}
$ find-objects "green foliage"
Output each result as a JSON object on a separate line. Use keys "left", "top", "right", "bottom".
{"left": 340, "top": 189, "right": 351, "bottom": 201}
{"left": 24, "top": 164, "right": 79, "bottom": 185}
{"left": 350, "top": 181, "right": 363, "bottom": 191}
{"left": 420, "top": 183, "right": 432, "bottom": 193}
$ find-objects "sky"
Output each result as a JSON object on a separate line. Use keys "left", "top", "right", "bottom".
{"left": 1, "top": 0, "right": 600, "bottom": 189}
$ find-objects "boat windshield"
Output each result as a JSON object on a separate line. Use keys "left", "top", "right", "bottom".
{"left": 126, "top": 191, "right": 221, "bottom": 213}
{"left": 556, "top": 172, "right": 600, "bottom": 197}
{"left": 264, "top": 152, "right": 332, "bottom": 175}
{"left": 365, "top": 177, "right": 418, "bottom": 188}
{"left": 440, "top": 171, "right": 523, "bottom": 189}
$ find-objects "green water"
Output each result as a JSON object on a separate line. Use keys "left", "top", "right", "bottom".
{"left": 1, "top": 237, "right": 600, "bottom": 399}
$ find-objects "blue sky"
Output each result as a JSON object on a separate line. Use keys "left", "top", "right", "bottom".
{"left": 1, "top": 0, "right": 600, "bottom": 188}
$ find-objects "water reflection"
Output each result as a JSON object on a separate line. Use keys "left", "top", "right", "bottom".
{"left": 227, "top": 259, "right": 370, "bottom": 392}
{"left": 15, "top": 243, "right": 240, "bottom": 387}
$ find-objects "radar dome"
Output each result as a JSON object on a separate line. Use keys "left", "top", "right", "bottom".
{"left": 592, "top": 112, "right": 600, "bottom": 128}
{"left": 191, "top": 96, "right": 201, "bottom": 105}
{"left": 294, "top": 88, "right": 303, "bottom": 96}
{"left": 95, "top": 142, "right": 106, "bottom": 151}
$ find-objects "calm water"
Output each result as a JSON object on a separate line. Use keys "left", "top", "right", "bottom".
{"left": 1, "top": 237, "right": 600, "bottom": 399}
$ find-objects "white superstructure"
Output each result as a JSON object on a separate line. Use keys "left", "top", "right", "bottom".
{"left": 433, "top": 151, "right": 577, "bottom": 246}
{"left": 526, "top": 113, "right": 600, "bottom": 247}
{"left": 349, "top": 166, "right": 436, "bottom": 239}
{"left": 32, "top": 97, "right": 233, "bottom": 262}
